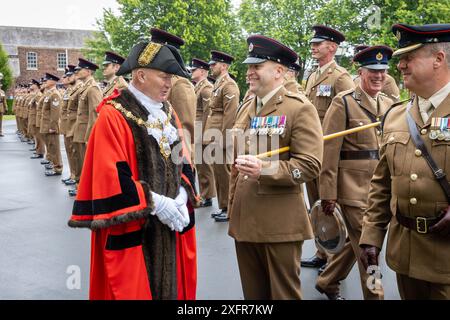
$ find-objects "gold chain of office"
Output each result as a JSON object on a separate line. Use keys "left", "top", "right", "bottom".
{"left": 109, "top": 100, "right": 174, "bottom": 159}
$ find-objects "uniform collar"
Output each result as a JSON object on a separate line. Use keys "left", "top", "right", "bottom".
{"left": 318, "top": 59, "right": 335, "bottom": 74}
{"left": 423, "top": 81, "right": 450, "bottom": 109}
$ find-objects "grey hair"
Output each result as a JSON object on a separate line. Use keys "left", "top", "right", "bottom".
{"left": 426, "top": 42, "right": 450, "bottom": 69}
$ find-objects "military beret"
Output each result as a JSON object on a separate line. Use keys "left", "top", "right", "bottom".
{"left": 191, "top": 58, "right": 210, "bottom": 71}
{"left": 392, "top": 23, "right": 450, "bottom": 56}
{"left": 116, "top": 41, "right": 190, "bottom": 78}
{"left": 310, "top": 25, "right": 345, "bottom": 44}
{"left": 103, "top": 51, "right": 126, "bottom": 65}
{"left": 75, "top": 58, "right": 99, "bottom": 71}
{"left": 44, "top": 73, "right": 60, "bottom": 82}
{"left": 150, "top": 28, "right": 185, "bottom": 49}
{"left": 353, "top": 45, "right": 393, "bottom": 70}
{"left": 209, "top": 50, "right": 234, "bottom": 65}
{"left": 243, "top": 35, "right": 298, "bottom": 68}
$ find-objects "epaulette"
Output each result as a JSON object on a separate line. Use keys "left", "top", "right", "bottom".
{"left": 285, "top": 90, "right": 305, "bottom": 103}
{"left": 381, "top": 98, "right": 411, "bottom": 131}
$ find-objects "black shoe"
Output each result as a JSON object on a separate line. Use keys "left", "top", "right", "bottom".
{"left": 40, "top": 159, "right": 50, "bottom": 165}
{"left": 301, "top": 255, "right": 327, "bottom": 268}
{"left": 318, "top": 263, "right": 328, "bottom": 275}
{"left": 214, "top": 211, "right": 229, "bottom": 222}
{"left": 0, "top": 133, "right": 4, "bottom": 137}
{"left": 211, "top": 208, "right": 226, "bottom": 218}
{"left": 45, "top": 170, "right": 62, "bottom": 176}
{"left": 61, "top": 177, "right": 71, "bottom": 183}
{"left": 68, "top": 189, "right": 77, "bottom": 197}
{"left": 29, "top": 148, "right": 36, "bottom": 151}
{"left": 44, "top": 164, "right": 54, "bottom": 170}
{"left": 315, "top": 285, "right": 345, "bottom": 300}
{"left": 27, "top": 141, "right": 35, "bottom": 145}
{"left": 200, "top": 198, "right": 213, "bottom": 207}
{"left": 64, "top": 179, "right": 77, "bottom": 186}
{"left": 30, "top": 154, "right": 44, "bottom": 159}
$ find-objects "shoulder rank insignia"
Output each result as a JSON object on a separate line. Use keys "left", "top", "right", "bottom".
{"left": 52, "top": 99, "right": 60, "bottom": 107}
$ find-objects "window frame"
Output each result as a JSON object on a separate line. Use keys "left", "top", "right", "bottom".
{"left": 26, "top": 52, "right": 38, "bottom": 70}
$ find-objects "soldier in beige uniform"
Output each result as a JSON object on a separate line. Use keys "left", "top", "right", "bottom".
{"left": 0, "top": 72, "right": 7, "bottom": 137}
{"left": 27, "top": 79, "right": 44, "bottom": 158}
{"left": 40, "top": 73, "right": 63, "bottom": 176}
{"left": 360, "top": 23, "right": 450, "bottom": 300}
{"left": 354, "top": 45, "right": 401, "bottom": 102}
{"left": 204, "top": 50, "right": 240, "bottom": 222}
{"left": 35, "top": 80, "right": 48, "bottom": 161}
{"left": 150, "top": 28, "right": 197, "bottom": 155}
{"left": 192, "top": 58, "right": 216, "bottom": 207}
{"left": 61, "top": 65, "right": 83, "bottom": 185}
{"left": 70, "top": 58, "right": 102, "bottom": 196}
{"left": 101, "top": 51, "right": 128, "bottom": 97}
{"left": 229, "top": 35, "right": 323, "bottom": 299}
{"left": 302, "top": 25, "right": 355, "bottom": 269}
{"left": 315, "top": 46, "right": 395, "bottom": 300}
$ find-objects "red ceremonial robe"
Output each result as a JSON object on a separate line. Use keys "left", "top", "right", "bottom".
{"left": 68, "top": 89, "right": 199, "bottom": 300}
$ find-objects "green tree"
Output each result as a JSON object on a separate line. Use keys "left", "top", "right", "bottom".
{"left": 84, "top": 0, "right": 242, "bottom": 84}
{"left": 0, "top": 42, "right": 13, "bottom": 91}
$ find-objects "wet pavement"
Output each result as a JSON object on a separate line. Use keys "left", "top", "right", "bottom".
{"left": 0, "top": 119, "right": 400, "bottom": 300}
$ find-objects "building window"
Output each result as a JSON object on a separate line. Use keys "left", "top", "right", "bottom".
{"left": 57, "top": 52, "right": 67, "bottom": 70}
{"left": 27, "top": 52, "right": 38, "bottom": 70}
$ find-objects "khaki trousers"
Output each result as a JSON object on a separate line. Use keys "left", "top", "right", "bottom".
{"left": 46, "top": 133, "right": 63, "bottom": 172}
{"left": 316, "top": 204, "right": 383, "bottom": 299}
{"left": 73, "top": 141, "right": 86, "bottom": 182}
{"left": 196, "top": 145, "right": 216, "bottom": 199}
{"left": 396, "top": 274, "right": 450, "bottom": 300}
{"left": 64, "top": 135, "right": 76, "bottom": 179}
{"left": 235, "top": 241, "right": 304, "bottom": 300}
{"left": 305, "top": 178, "right": 327, "bottom": 260}
{"left": 34, "top": 130, "right": 46, "bottom": 155}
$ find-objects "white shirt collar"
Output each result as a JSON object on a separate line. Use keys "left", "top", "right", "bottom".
{"left": 128, "top": 82, "right": 163, "bottom": 112}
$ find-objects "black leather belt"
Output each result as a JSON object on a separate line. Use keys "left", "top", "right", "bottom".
{"left": 105, "top": 229, "right": 143, "bottom": 250}
{"left": 396, "top": 213, "right": 441, "bottom": 234}
{"left": 340, "top": 150, "right": 379, "bottom": 160}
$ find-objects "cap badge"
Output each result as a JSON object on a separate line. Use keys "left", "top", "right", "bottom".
{"left": 248, "top": 43, "right": 254, "bottom": 52}
{"left": 138, "top": 42, "right": 162, "bottom": 67}
{"left": 396, "top": 30, "right": 402, "bottom": 41}
{"left": 376, "top": 52, "right": 383, "bottom": 61}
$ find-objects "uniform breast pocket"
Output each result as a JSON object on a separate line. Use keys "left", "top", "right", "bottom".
{"left": 431, "top": 140, "right": 450, "bottom": 182}
{"left": 384, "top": 132, "right": 410, "bottom": 176}
{"left": 348, "top": 119, "right": 372, "bottom": 144}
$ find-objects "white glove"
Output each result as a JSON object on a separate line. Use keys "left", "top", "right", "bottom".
{"left": 175, "top": 186, "right": 190, "bottom": 228}
{"left": 151, "top": 191, "right": 189, "bottom": 232}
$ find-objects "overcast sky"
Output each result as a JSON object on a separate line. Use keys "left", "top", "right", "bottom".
{"left": 0, "top": 0, "right": 120, "bottom": 30}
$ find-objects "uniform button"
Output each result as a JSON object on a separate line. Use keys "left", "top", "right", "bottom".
{"left": 246, "top": 140, "right": 250, "bottom": 145}
{"left": 415, "top": 149, "right": 422, "bottom": 157}
{"left": 420, "top": 129, "right": 427, "bottom": 135}
{"left": 376, "top": 117, "right": 380, "bottom": 122}
{"left": 376, "top": 130, "right": 381, "bottom": 136}
{"left": 359, "top": 122, "right": 364, "bottom": 126}
{"left": 410, "top": 174, "right": 418, "bottom": 181}
{"left": 389, "top": 136, "right": 395, "bottom": 143}
{"left": 410, "top": 198, "right": 417, "bottom": 205}
{"left": 244, "top": 175, "right": 248, "bottom": 180}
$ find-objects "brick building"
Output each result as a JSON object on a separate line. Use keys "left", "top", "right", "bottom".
{"left": 0, "top": 26, "right": 95, "bottom": 95}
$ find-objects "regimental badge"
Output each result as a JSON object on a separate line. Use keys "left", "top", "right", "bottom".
{"left": 396, "top": 30, "right": 402, "bottom": 41}
{"left": 292, "top": 168, "right": 302, "bottom": 180}
{"left": 44, "top": 97, "right": 49, "bottom": 103}
{"left": 376, "top": 52, "right": 383, "bottom": 61}
{"left": 52, "top": 99, "right": 60, "bottom": 107}
{"left": 248, "top": 43, "right": 254, "bottom": 52}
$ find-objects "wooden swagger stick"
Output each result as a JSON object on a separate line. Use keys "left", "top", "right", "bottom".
{"left": 255, "top": 121, "right": 381, "bottom": 159}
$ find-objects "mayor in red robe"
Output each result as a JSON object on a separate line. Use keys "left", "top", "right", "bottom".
{"left": 68, "top": 41, "right": 199, "bottom": 300}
